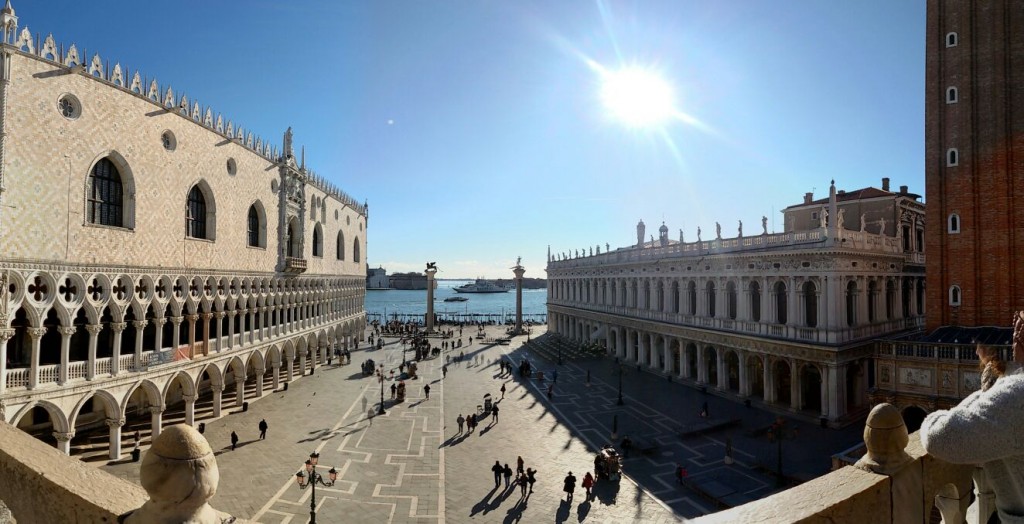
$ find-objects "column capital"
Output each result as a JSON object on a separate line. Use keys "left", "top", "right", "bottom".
{"left": 27, "top": 326, "right": 47, "bottom": 339}
{"left": 109, "top": 322, "right": 127, "bottom": 333}
{"left": 132, "top": 320, "right": 148, "bottom": 329}
{"left": 182, "top": 394, "right": 198, "bottom": 403}
{"left": 152, "top": 317, "right": 167, "bottom": 327}
{"left": 58, "top": 326, "right": 77, "bottom": 337}
{"left": 84, "top": 324, "right": 103, "bottom": 335}
{"left": 200, "top": 312, "right": 212, "bottom": 321}
{"left": 105, "top": 417, "right": 126, "bottom": 428}
{"left": 53, "top": 431, "right": 75, "bottom": 443}
{"left": 170, "top": 316, "right": 184, "bottom": 325}
{"left": 148, "top": 406, "right": 165, "bottom": 415}
{"left": 213, "top": 311, "right": 226, "bottom": 319}
{"left": 0, "top": 328, "right": 15, "bottom": 342}
{"left": 185, "top": 314, "right": 199, "bottom": 322}
{"left": 227, "top": 310, "right": 237, "bottom": 317}
{"left": 254, "top": 367, "right": 266, "bottom": 375}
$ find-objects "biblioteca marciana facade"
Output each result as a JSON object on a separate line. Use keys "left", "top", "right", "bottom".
{"left": 547, "top": 179, "right": 925, "bottom": 427}
{"left": 0, "top": 3, "right": 367, "bottom": 459}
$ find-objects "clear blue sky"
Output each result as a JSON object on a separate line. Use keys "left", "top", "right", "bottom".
{"left": 19, "top": 1, "right": 925, "bottom": 279}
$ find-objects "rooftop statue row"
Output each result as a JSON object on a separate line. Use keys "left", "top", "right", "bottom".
{"left": 0, "top": 14, "right": 366, "bottom": 216}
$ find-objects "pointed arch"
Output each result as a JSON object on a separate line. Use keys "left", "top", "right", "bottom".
{"left": 336, "top": 231, "right": 345, "bottom": 260}
{"left": 186, "top": 180, "right": 217, "bottom": 240}
{"left": 85, "top": 151, "right": 136, "bottom": 229}
{"left": 312, "top": 223, "right": 323, "bottom": 257}
{"left": 247, "top": 201, "right": 267, "bottom": 248}
{"left": 353, "top": 236, "right": 361, "bottom": 263}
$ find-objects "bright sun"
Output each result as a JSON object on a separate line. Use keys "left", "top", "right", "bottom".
{"left": 600, "top": 67, "right": 676, "bottom": 128}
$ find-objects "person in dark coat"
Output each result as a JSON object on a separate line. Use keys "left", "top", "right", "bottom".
{"left": 503, "top": 463, "right": 513, "bottom": 488}
{"left": 526, "top": 468, "right": 537, "bottom": 494}
{"left": 491, "top": 404, "right": 499, "bottom": 423}
{"left": 562, "top": 471, "right": 577, "bottom": 501}
{"left": 258, "top": 419, "right": 268, "bottom": 440}
{"left": 230, "top": 431, "right": 239, "bottom": 451}
{"left": 491, "top": 460, "right": 503, "bottom": 487}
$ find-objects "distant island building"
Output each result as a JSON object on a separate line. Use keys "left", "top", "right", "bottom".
{"left": 389, "top": 272, "right": 433, "bottom": 290}
{"left": 546, "top": 179, "right": 924, "bottom": 427}
{"left": 366, "top": 266, "right": 390, "bottom": 289}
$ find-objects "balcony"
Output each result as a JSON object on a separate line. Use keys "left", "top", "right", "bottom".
{"left": 284, "top": 256, "right": 307, "bottom": 273}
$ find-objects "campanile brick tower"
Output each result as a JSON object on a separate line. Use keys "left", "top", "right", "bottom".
{"left": 924, "top": 0, "right": 1024, "bottom": 331}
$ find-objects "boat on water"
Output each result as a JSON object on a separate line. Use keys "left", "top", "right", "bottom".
{"left": 453, "top": 279, "right": 510, "bottom": 294}
{"left": 444, "top": 296, "right": 469, "bottom": 302}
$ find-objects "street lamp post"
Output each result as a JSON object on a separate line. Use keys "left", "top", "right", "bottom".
{"left": 295, "top": 451, "right": 337, "bottom": 524}
{"left": 378, "top": 374, "right": 387, "bottom": 415}
{"left": 767, "top": 417, "right": 798, "bottom": 487}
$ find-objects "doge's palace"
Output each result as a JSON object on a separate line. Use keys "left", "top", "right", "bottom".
{"left": 0, "top": 2, "right": 367, "bottom": 459}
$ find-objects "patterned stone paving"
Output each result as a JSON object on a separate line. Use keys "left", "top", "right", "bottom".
{"left": 100, "top": 324, "right": 862, "bottom": 523}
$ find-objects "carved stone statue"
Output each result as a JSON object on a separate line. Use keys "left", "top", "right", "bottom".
{"left": 596, "top": 246, "right": 601, "bottom": 255}
{"left": 715, "top": 222, "right": 722, "bottom": 239}
{"left": 820, "top": 207, "right": 828, "bottom": 229}
{"left": 575, "top": 249, "right": 579, "bottom": 258}
{"left": 426, "top": 262, "right": 437, "bottom": 271}
{"left": 837, "top": 208, "right": 845, "bottom": 231}
{"left": 878, "top": 217, "right": 887, "bottom": 235}
{"left": 283, "top": 126, "right": 294, "bottom": 158}
{"left": 650, "top": 234, "right": 655, "bottom": 245}
{"left": 762, "top": 215, "right": 768, "bottom": 235}
{"left": 697, "top": 227, "right": 702, "bottom": 241}
{"left": 589, "top": 247, "right": 593, "bottom": 256}
{"left": 860, "top": 213, "right": 867, "bottom": 232}
{"left": 737, "top": 220, "right": 743, "bottom": 237}
{"left": 679, "top": 229, "right": 684, "bottom": 243}
{"left": 515, "top": 256, "right": 521, "bottom": 267}
{"left": 606, "top": 243, "right": 610, "bottom": 252}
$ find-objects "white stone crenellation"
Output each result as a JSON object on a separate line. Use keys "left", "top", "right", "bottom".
{"left": 3, "top": 23, "right": 365, "bottom": 216}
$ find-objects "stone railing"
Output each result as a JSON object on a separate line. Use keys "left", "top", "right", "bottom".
{"left": 0, "top": 420, "right": 251, "bottom": 523}
{"left": 284, "top": 256, "right": 308, "bottom": 273}
{"left": 692, "top": 404, "right": 982, "bottom": 523}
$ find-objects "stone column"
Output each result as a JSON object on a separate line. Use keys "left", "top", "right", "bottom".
{"left": 54, "top": 431, "right": 75, "bottom": 455}
{"left": 638, "top": 333, "right": 648, "bottom": 366}
{"left": 271, "top": 361, "right": 281, "bottom": 390}
{"left": 716, "top": 349, "right": 727, "bottom": 390}
{"left": 738, "top": 351, "right": 749, "bottom": 396}
{"left": 764, "top": 357, "right": 776, "bottom": 403}
{"left": 109, "top": 322, "right": 127, "bottom": 376}
{"left": 213, "top": 312, "right": 225, "bottom": 352}
{"left": 255, "top": 367, "right": 265, "bottom": 397}
{"left": 790, "top": 360, "right": 801, "bottom": 410}
{"left": 152, "top": 317, "right": 167, "bottom": 355}
{"left": 787, "top": 277, "right": 799, "bottom": 327}
{"left": 680, "top": 341, "right": 690, "bottom": 379}
{"left": 828, "top": 364, "right": 842, "bottom": 420}
{"left": 183, "top": 394, "right": 196, "bottom": 426}
{"left": 212, "top": 385, "right": 224, "bottom": 418}
{"left": 106, "top": 417, "right": 125, "bottom": 460}
{"left": 185, "top": 314, "right": 198, "bottom": 359}
{"left": 262, "top": 307, "right": 271, "bottom": 339}
{"left": 170, "top": 316, "right": 183, "bottom": 355}
{"left": 200, "top": 313, "right": 211, "bottom": 357}
{"left": 85, "top": 324, "right": 101, "bottom": 380}
{"left": 821, "top": 365, "right": 831, "bottom": 418}
{"left": 235, "top": 373, "right": 247, "bottom": 407}
{"left": 226, "top": 310, "right": 236, "bottom": 349}
{"left": 0, "top": 328, "right": 13, "bottom": 394}
{"left": 696, "top": 343, "right": 706, "bottom": 384}
{"left": 149, "top": 406, "right": 164, "bottom": 439}
{"left": 27, "top": 326, "right": 46, "bottom": 389}
{"left": 738, "top": 280, "right": 750, "bottom": 321}
{"left": 286, "top": 354, "right": 294, "bottom": 381}
{"left": 58, "top": 326, "right": 76, "bottom": 384}
{"left": 425, "top": 267, "right": 437, "bottom": 332}
{"left": 133, "top": 320, "right": 148, "bottom": 370}
{"left": 513, "top": 264, "right": 525, "bottom": 334}
{"left": 247, "top": 309, "right": 256, "bottom": 344}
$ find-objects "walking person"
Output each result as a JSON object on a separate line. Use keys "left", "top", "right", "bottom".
{"left": 562, "top": 471, "right": 577, "bottom": 502}
{"left": 230, "top": 431, "right": 239, "bottom": 451}
{"left": 516, "top": 455, "right": 524, "bottom": 475}
{"left": 675, "top": 463, "right": 688, "bottom": 484}
{"left": 700, "top": 401, "right": 709, "bottom": 418}
{"left": 500, "top": 383, "right": 506, "bottom": 399}
{"left": 527, "top": 468, "right": 537, "bottom": 494}
{"left": 547, "top": 384, "right": 554, "bottom": 401}
{"left": 503, "top": 463, "right": 513, "bottom": 488}
{"left": 457, "top": 414, "right": 465, "bottom": 434}
{"left": 258, "top": 419, "right": 268, "bottom": 440}
{"left": 491, "top": 460, "right": 503, "bottom": 488}
{"left": 518, "top": 472, "right": 529, "bottom": 497}
{"left": 491, "top": 404, "right": 499, "bottom": 423}
{"left": 582, "top": 471, "right": 594, "bottom": 499}
{"left": 424, "top": 383, "right": 431, "bottom": 400}
{"left": 442, "top": 364, "right": 448, "bottom": 378}
{"left": 391, "top": 383, "right": 397, "bottom": 399}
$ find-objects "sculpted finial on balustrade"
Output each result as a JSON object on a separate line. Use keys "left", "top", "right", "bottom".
{"left": 854, "top": 403, "right": 912, "bottom": 475}
{"left": 126, "top": 424, "right": 230, "bottom": 524}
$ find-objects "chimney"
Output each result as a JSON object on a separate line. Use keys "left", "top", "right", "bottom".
{"left": 804, "top": 192, "right": 813, "bottom": 204}
{"left": 900, "top": 185, "right": 908, "bottom": 195}
{"left": 882, "top": 177, "right": 890, "bottom": 191}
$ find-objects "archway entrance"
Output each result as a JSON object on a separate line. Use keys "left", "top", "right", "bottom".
{"left": 774, "top": 360, "right": 792, "bottom": 406}
{"left": 800, "top": 365, "right": 822, "bottom": 414}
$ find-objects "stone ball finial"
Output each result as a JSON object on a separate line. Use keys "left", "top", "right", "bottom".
{"left": 854, "top": 403, "right": 912, "bottom": 475}
{"left": 126, "top": 424, "right": 222, "bottom": 524}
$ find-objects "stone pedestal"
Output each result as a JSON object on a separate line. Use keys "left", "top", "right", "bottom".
{"left": 425, "top": 268, "right": 437, "bottom": 332}
{"left": 513, "top": 265, "right": 525, "bottom": 334}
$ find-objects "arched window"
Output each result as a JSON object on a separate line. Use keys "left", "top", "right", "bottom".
{"left": 949, "top": 285, "right": 962, "bottom": 306}
{"left": 946, "top": 86, "right": 958, "bottom": 104}
{"left": 705, "top": 281, "right": 716, "bottom": 317}
{"left": 774, "top": 281, "right": 787, "bottom": 325}
{"left": 687, "top": 281, "right": 697, "bottom": 316}
{"left": 88, "top": 158, "right": 124, "bottom": 227}
{"left": 353, "top": 237, "right": 361, "bottom": 263}
{"left": 868, "top": 280, "right": 878, "bottom": 322}
{"left": 947, "top": 148, "right": 959, "bottom": 166}
{"left": 286, "top": 219, "right": 300, "bottom": 258}
{"left": 946, "top": 32, "right": 958, "bottom": 47}
{"left": 186, "top": 185, "right": 207, "bottom": 239}
{"left": 246, "top": 204, "right": 265, "bottom": 248}
{"left": 750, "top": 281, "right": 761, "bottom": 322}
{"left": 312, "top": 225, "right": 323, "bottom": 257}
{"left": 948, "top": 213, "right": 960, "bottom": 234}
{"left": 802, "top": 281, "right": 817, "bottom": 327}
{"left": 336, "top": 231, "right": 345, "bottom": 260}
{"left": 846, "top": 281, "right": 858, "bottom": 327}
{"left": 726, "top": 281, "right": 737, "bottom": 320}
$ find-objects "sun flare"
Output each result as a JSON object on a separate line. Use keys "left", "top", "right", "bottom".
{"left": 600, "top": 67, "right": 676, "bottom": 128}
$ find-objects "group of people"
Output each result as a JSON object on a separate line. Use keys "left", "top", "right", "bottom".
{"left": 491, "top": 456, "right": 538, "bottom": 497}
{"left": 561, "top": 470, "right": 595, "bottom": 502}
{"left": 456, "top": 404, "right": 499, "bottom": 434}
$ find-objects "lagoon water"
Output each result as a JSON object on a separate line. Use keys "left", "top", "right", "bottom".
{"left": 365, "top": 280, "right": 547, "bottom": 322}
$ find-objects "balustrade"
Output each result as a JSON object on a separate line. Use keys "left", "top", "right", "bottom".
{"left": 67, "top": 361, "right": 86, "bottom": 380}
{"left": 95, "top": 357, "right": 111, "bottom": 376}
{"left": 5, "top": 368, "right": 28, "bottom": 388}
{"left": 118, "top": 354, "right": 135, "bottom": 371}
{"left": 38, "top": 364, "right": 59, "bottom": 385}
